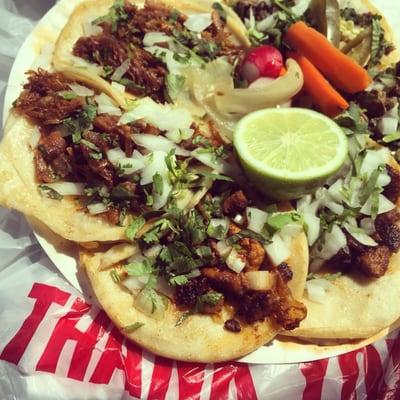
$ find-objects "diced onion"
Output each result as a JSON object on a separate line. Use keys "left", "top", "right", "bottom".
{"left": 209, "top": 218, "right": 229, "bottom": 233}
{"left": 245, "top": 271, "right": 276, "bottom": 291}
{"left": 83, "top": 22, "right": 103, "bottom": 36}
{"left": 111, "top": 59, "right": 131, "bottom": 81}
{"left": 264, "top": 233, "right": 291, "bottom": 266}
{"left": 379, "top": 117, "right": 398, "bottom": 136}
{"left": 87, "top": 202, "right": 108, "bottom": 215}
{"left": 117, "top": 158, "right": 145, "bottom": 175}
{"left": 155, "top": 277, "right": 174, "bottom": 298}
{"left": 68, "top": 83, "right": 94, "bottom": 97}
{"left": 377, "top": 172, "right": 391, "bottom": 187}
{"left": 143, "top": 244, "right": 163, "bottom": 258}
{"left": 215, "top": 240, "right": 232, "bottom": 259}
{"left": 297, "top": 195, "right": 320, "bottom": 246}
{"left": 45, "top": 182, "right": 85, "bottom": 196}
{"left": 256, "top": 13, "right": 277, "bottom": 31}
{"left": 140, "top": 151, "right": 168, "bottom": 185}
{"left": 99, "top": 243, "right": 138, "bottom": 270}
{"left": 111, "top": 81, "right": 126, "bottom": 94}
{"left": 246, "top": 207, "right": 268, "bottom": 233}
{"left": 306, "top": 278, "right": 332, "bottom": 304}
{"left": 360, "top": 148, "right": 390, "bottom": 179}
{"left": 29, "top": 126, "right": 41, "bottom": 149}
{"left": 226, "top": 248, "right": 246, "bottom": 273}
{"left": 143, "top": 32, "right": 173, "bottom": 46}
{"left": 134, "top": 288, "right": 166, "bottom": 319}
{"left": 184, "top": 13, "right": 212, "bottom": 32}
{"left": 191, "top": 149, "right": 225, "bottom": 173}
{"left": 132, "top": 134, "right": 190, "bottom": 156}
{"left": 360, "top": 194, "right": 395, "bottom": 216}
{"left": 123, "top": 276, "right": 147, "bottom": 292}
{"left": 343, "top": 223, "right": 377, "bottom": 246}
{"left": 360, "top": 218, "right": 376, "bottom": 235}
{"left": 106, "top": 147, "right": 126, "bottom": 165}
{"left": 233, "top": 214, "right": 244, "bottom": 225}
{"left": 327, "top": 179, "right": 344, "bottom": 203}
{"left": 279, "top": 222, "right": 302, "bottom": 238}
{"left": 95, "top": 93, "right": 122, "bottom": 116}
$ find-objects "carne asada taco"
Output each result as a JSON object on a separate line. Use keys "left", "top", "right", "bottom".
{"left": 80, "top": 185, "right": 309, "bottom": 362}
{"left": 0, "top": 69, "right": 227, "bottom": 242}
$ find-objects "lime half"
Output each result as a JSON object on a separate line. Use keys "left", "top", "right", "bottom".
{"left": 234, "top": 108, "right": 348, "bottom": 200}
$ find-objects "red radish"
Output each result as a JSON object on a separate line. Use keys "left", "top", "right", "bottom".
{"left": 241, "top": 45, "right": 283, "bottom": 83}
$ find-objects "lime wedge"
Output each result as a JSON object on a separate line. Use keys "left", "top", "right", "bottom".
{"left": 234, "top": 108, "right": 348, "bottom": 200}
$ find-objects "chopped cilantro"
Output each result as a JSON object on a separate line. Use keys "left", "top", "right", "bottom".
{"left": 123, "top": 322, "right": 145, "bottom": 332}
{"left": 166, "top": 73, "right": 185, "bottom": 101}
{"left": 169, "top": 275, "right": 189, "bottom": 286}
{"left": 206, "top": 221, "right": 228, "bottom": 240}
{"left": 125, "top": 259, "right": 153, "bottom": 276}
{"left": 110, "top": 269, "right": 120, "bottom": 283}
{"left": 59, "top": 91, "right": 78, "bottom": 100}
{"left": 93, "top": 0, "right": 127, "bottom": 32}
{"left": 38, "top": 185, "right": 63, "bottom": 200}
{"left": 197, "top": 171, "right": 233, "bottom": 182}
{"left": 80, "top": 139, "right": 101, "bottom": 152}
{"left": 125, "top": 216, "right": 146, "bottom": 240}
{"left": 153, "top": 173, "right": 164, "bottom": 196}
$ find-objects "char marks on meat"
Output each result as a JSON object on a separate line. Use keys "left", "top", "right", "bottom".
{"left": 175, "top": 277, "right": 210, "bottom": 308}
{"left": 238, "top": 290, "right": 273, "bottom": 323}
{"left": 375, "top": 209, "right": 400, "bottom": 252}
{"left": 357, "top": 245, "right": 390, "bottom": 278}
{"left": 201, "top": 267, "right": 249, "bottom": 296}
{"left": 277, "top": 262, "right": 293, "bottom": 282}
{"left": 223, "top": 190, "right": 249, "bottom": 215}
{"left": 224, "top": 318, "right": 242, "bottom": 332}
{"left": 239, "top": 237, "right": 265, "bottom": 271}
{"left": 383, "top": 165, "right": 400, "bottom": 203}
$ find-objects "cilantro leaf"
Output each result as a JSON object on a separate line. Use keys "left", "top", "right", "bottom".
{"left": 263, "top": 212, "right": 303, "bottom": 236}
{"left": 93, "top": 0, "right": 127, "bottom": 32}
{"left": 125, "top": 216, "right": 146, "bottom": 240}
{"left": 123, "top": 322, "right": 145, "bottom": 332}
{"left": 153, "top": 173, "right": 164, "bottom": 196}
{"left": 169, "top": 275, "right": 189, "bottom": 286}
{"left": 110, "top": 269, "right": 120, "bottom": 283}
{"left": 125, "top": 259, "right": 153, "bottom": 276}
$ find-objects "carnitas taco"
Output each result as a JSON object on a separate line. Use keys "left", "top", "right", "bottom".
{"left": 0, "top": 69, "right": 228, "bottom": 242}
{"left": 80, "top": 183, "right": 309, "bottom": 362}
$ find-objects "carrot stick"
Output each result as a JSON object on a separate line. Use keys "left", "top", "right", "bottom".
{"left": 289, "top": 52, "right": 349, "bottom": 117}
{"left": 285, "top": 21, "right": 372, "bottom": 94}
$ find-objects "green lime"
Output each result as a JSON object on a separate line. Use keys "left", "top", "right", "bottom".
{"left": 234, "top": 108, "right": 348, "bottom": 200}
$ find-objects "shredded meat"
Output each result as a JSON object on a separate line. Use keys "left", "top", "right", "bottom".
{"left": 34, "top": 149, "right": 55, "bottom": 183}
{"left": 383, "top": 165, "right": 400, "bottom": 203}
{"left": 224, "top": 318, "right": 242, "bottom": 332}
{"left": 201, "top": 267, "right": 249, "bottom": 296}
{"left": 238, "top": 290, "right": 273, "bottom": 323}
{"left": 39, "top": 131, "right": 67, "bottom": 160}
{"left": 223, "top": 190, "right": 249, "bottom": 215}
{"left": 175, "top": 277, "right": 210, "bottom": 308}
{"left": 51, "top": 153, "right": 72, "bottom": 178}
{"left": 375, "top": 209, "right": 400, "bottom": 252}
{"left": 239, "top": 238, "right": 265, "bottom": 271}
{"left": 73, "top": 33, "right": 167, "bottom": 102}
{"left": 357, "top": 245, "right": 390, "bottom": 278}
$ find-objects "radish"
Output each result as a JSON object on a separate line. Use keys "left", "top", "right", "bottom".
{"left": 242, "top": 45, "right": 283, "bottom": 83}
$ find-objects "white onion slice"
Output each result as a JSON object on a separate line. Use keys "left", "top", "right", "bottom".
{"left": 215, "top": 240, "right": 232, "bottom": 259}
{"left": 155, "top": 277, "right": 174, "bottom": 298}
{"left": 360, "top": 148, "right": 390, "bottom": 179}
{"left": 306, "top": 279, "right": 332, "bottom": 304}
{"left": 95, "top": 93, "right": 122, "bottom": 116}
{"left": 45, "top": 182, "right": 85, "bottom": 196}
{"left": 143, "top": 245, "right": 163, "bottom": 258}
{"left": 343, "top": 223, "right": 377, "bottom": 246}
{"left": 140, "top": 151, "right": 168, "bottom": 185}
{"left": 87, "top": 202, "right": 108, "bottom": 215}
{"left": 184, "top": 13, "right": 212, "bottom": 32}
{"left": 377, "top": 172, "right": 391, "bottom": 187}
{"left": 264, "top": 233, "right": 291, "bottom": 266}
{"left": 226, "top": 248, "right": 246, "bottom": 273}
{"left": 132, "top": 134, "right": 190, "bottom": 156}
{"left": 83, "top": 22, "right": 103, "bottom": 36}
{"left": 122, "top": 276, "right": 147, "bottom": 292}
{"left": 191, "top": 149, "right": 225, "bottom": 172}
{"left": 118, "top": 158, "right": 145, "bottom": 175}
{"left": 246, "top": 207, "right": 268, "bottom": 233}
{"left": 106, "top": 147, "right": 126, "bottom": 165}
{"left": 111, "top": 81, "right": 126, "bottom": 94}
{"left": 245, "top": 271, "right": 276, "bottom": 291}
{"left": 68, "top": 83, "right": 94, "bottom": 97}
{"left": 360, "top": 194, "right": 395, "bottom": 216}
{"left": 379, "top": 117, "right": 398, "bottom": 136}
{"left": 111, "top": 59, "right": 131, "bottom": 81}
{"left": 143, "top": 32, "right": 173, "bottom": 46}
{"left": 29, "top": 126, "right": 41, "bottom": 149}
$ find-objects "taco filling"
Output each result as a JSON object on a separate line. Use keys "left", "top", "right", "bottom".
{"left": 13, "top": 69, "right": 229, "bottom": 225}
{"left": 105, "top": 183, "right": 307, "bottom": 331}
{"left": 72, "top": 0, "right": 243, "bottom": 102}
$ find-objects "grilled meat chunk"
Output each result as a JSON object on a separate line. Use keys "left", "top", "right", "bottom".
{"left": 375, "top": 209, "right": 400, "bottom": 252}
{"left": 383, "top": 165, "right": 400, "bottom": 203}
{"left": 239, "top": 238, "right": 265, "bottom": 271}
{"left": 224, "top": 318, "right": 241, "bottom": 332}
{"left": 223, "top": 190, "right": 249, "bottom": 215}
{"left": 201, "top": 267, "right": 249, "bottom": 296}
{"left": 277, "top": 262, "right": 293, "bottom": 282}
{"left": 175, "top": 277, "right": 210, "bottom": 308}
{"left": 357, "top": 245, "right": 390, "bottom": 278}
{"left": 238, "top": 290, "right": 273, "bottom": 323}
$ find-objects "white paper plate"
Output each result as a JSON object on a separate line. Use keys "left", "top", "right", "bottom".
{"left": 2, "top": 0, "right": 399, "bottom": 364}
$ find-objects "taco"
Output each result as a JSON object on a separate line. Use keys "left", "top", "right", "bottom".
{"left": 0, "top": 69, "right": 226, "bottom": 242}
{"left": 80, "top": 184, "right": 309, "bottom": 362}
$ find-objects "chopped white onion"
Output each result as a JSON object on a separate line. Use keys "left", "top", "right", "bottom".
{"left": 117, "top": 157, "right": 145, "bottom": 175}
{"left": 175, "top": 189, "right": 193, "bottom": 209}
{"left": 191, "top": 148, "right": 225, "bottom": 173}
{"left": 360, "top": 194, "right": 395, "bottom": 216}
{"left": 291, "top": 0, "right": 311, "bottom": 16}
{"left": 123, "top": 276, "right": 147, "bottom": 292}
{"left": 377, "top": 172, "right": 391, "bottom": 187}
{"left": 153, "top": 178, "right": 172, "bottom": 210}
{"left": 327, "top": 179, "right": 344, "bottom": 203}
{"left": 379, "top": 117, "right": 398, "bottom": 136}
{"left": 87, "top": 202, "right": 108, "bottom": 215}
{"left": 45, "top": 182, "right": 85, "bottom": 196}
{"left": 360, "top": 218, "right": 376, "bottom": 235}
{"left": 343, "top": 223, "right": 377, "bottom": 246}
{"left": 68, "top": 83, "right": 94, "bottom": 97}
{"left": 134, "top": 288, "right": 166, "bottom": 319}
{"left": 245, "top": 271, "right": 276, "bottom": 291}
{"left": 226, "top": 248, "right": 246, "bottom": 273}
{"left": 127, "top": 253, "right": 145, "bottom": 264}
{"left": 264, "top": 233, "right": 291, "bottom": 266}
{"left": 306, "top": 279, "right": 332, "bottom": 304}
{"left": 209, "top": 218, "right": 229, "bottom": 234}
{"left": 360, "top": 148, "right": 390, "bottom": 179}
{"left": 246, "top": 207, "right": 268, "bottom": 233}
{"left": 155, "top": 277, "right": 174, "bottom": 298}
{"left": 184, "top": 13, "right": 212, "bottom": 32}
{"left": 256, "top": 13, "right": 277, "bottom": 31}
{"left": 111, "top": 59, "right": 131, "bottom": 81}
{"left": 29, "top": 126, "right": 41, "bottom": 149}
{"left": 111, "top": 81, "right": 126, "bottom": 94}
{"left": 132, "top": 134, "right": 190, "bottom": 156}
{"left": 143, "top": 244, "right": 163, "bottom": 258}
{"left": 297, "top": 195, "right": 320, "bottom": 246}
{"left": 106, "top": 147, "right": 126, "bottom": 165}
{"left": 233, "top": 214, "right": 244, "bottom": 225}
{"left": 215, "top": 240, "right": 232, "bottom": 259}
{"left": 95, "top": 93, "right": 122, "bottom": 116}
{"left": 143, "top": 32, "right": 173, "bottom": 46}
{"left": 140, "top": 151, "right": 168, "bottom": 185}
{"left": 279, "top": 222, "right": 303, "bottom": 238}
{"left": 83, "top": 22, "right": 103, "bottom": 36}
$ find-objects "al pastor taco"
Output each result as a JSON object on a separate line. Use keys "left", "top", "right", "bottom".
{"left": 80, "top": 184, "right": 309, "bottom": 362}
{"left": 0, "top": 69, "right": 227, "bottom": 242}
